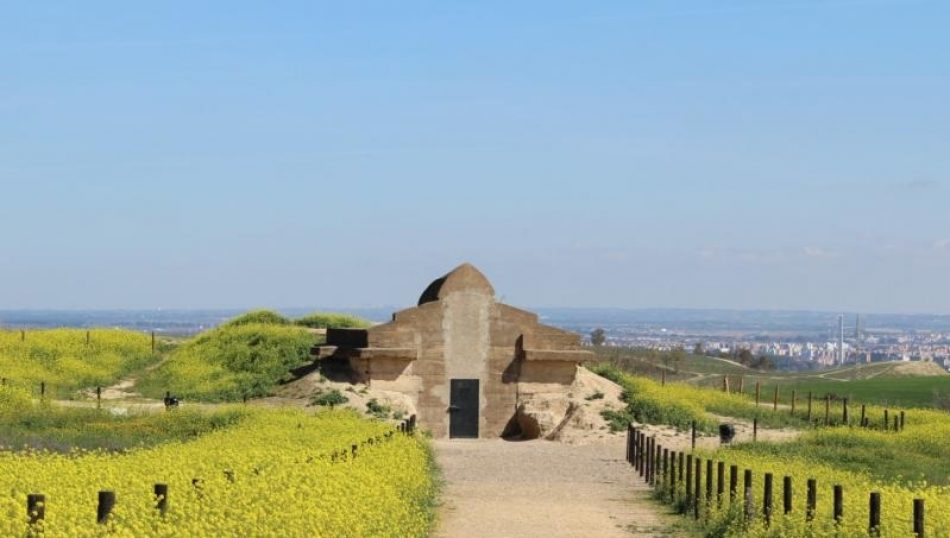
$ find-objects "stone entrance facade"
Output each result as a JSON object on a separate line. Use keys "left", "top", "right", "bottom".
{"left": 315, "top": 263, "right": 593, "bottom": 439}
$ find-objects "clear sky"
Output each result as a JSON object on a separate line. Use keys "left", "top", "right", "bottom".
{"left": 2, "top": 1, "right": 948, "bottom": 313}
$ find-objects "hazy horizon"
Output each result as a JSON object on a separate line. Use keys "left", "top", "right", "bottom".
{"left": 3, "top": 1, "right": 948, "bottom": 313}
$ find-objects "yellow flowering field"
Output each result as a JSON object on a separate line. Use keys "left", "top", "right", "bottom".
{"left": 0, "top": 408, "right": 436, "bottom": 537}
{"left": 661, "top": 439, "right": 950, "bottom": 537}
{"left": 0, "top": 329, "right": 154, "bottom": 396}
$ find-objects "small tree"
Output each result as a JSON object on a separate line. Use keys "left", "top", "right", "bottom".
{"left": 590, "top": 328, "right": 606, "bottom": 347}
{"left": 692, "top": 342, "right": 704, "bottom": 356}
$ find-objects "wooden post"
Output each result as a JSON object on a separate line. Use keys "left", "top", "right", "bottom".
{"left": 637, "top": 432, "right": 647, "bottom": 478}
{"left": 685, "top": 455, "right": 693, "bottom": 511}
{"left": 763, "top": 473, "right": 773, "bottom": 526}
{"left": 884, "top": 409, "right": 889, "bottom": 431}
{"left": 651, "top": 439, "right": 658, "bottom": 485}
{"left": 807, "top": 392, "right": 813, "bottom": 421}
{"left": 691, "top": 421, "right": 696, "bottom": 451}
{"left": 351, "top": 444, "right": 358, "bottom": 459}
{"left": 773, "top": 386, "right": 779, "bottom": 411}
{"left": 738, "top": 376, "right": 744, "bottom": 394}
{"left": 670, "top": 450, "right": 677, "bottom": 501}
{"left": 647, "top": 437, "right": 656, "bottom": 486}
{"left": 755, "top": 382, "right": 761, "bottom": 406}
{"left": 27, "top": 493, "right": 45, "bottom": 525}
{"left": 694, "top": 458, "right": 701, "bottom": 520}
{"left": 729, "top": 465, "right": 738, "bottom": 502}
{"left": 661, "top": 370, "right": 666, "bottom": 386}
{"left": 154, "top": 484, "right": 168, "bottom": 516}
{"left": 791, "top": 389, "right": 796, "bottom": 415}
{"left": 631, "top": 429, "right": 638, "bottom": 470}
{"left": 753, "top": 417, "right": 758, "bottom": 442}
{"left": 723, "top": 375, "right": 729, "bottom": 393}
{"left": 744, "top": 469, "right": 754, "bottom": 521}
{"left": 86, "top": 330, "right": 90, "bottom": 345}
{"left": 97, "top": 490, "right": 116, "bottom": 524}
{"left": 861, "top": 404, "right": 866, "bottom": 427}
{"left": 151, "top": 331, "right": 156, "bottom": 353}
{"left": 662, "top": 448, "right": 669, "bottom": 491}
{"left": 833, "top": 485, "right": 843, "bottom": 524}
{"left": 824, "top": 395, "right": 831, "bottom": 426}
{"left": 96, "top": 386, "right": 101, "bottom": 409}
{"left": 894, "top": 415, "right": 900, "bottom": 432}
{"left": 806, "top": 478, "right": 817, "bottom": 522}
{"left": 783, "top": 476, "right": 792, "bottom": 515}
{"left": 678, "top": 452, "right": 684, "bottom": 485}
{"left": 900, "top": 411, "right": 906, "bottom": 431}
{"left": 626, "top": 426, "right": 633, "bottom": 464}
{"left": 913, "top": 498, "right": 925, "bottom": 538}
{"left": 717, "top": 461, "right": 725, "bottom": 507}
{"left": 843, "top": 398, "right": 849, "bottom": 425}
{"left": 706, "top": 459, "right": 713, "bottom": 506}
{"left": 869, "top": 491, "right": 881, "bottom": 536}
{"left": 655, "top": 442, "right": 661, "bottom": 486}
{"left": 40, "top": 381, "right": 45, "bottom": 399}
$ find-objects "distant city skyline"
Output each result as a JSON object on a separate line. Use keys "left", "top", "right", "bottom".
{"left": 2, "top": 1, "right": 948, "bottom": 313}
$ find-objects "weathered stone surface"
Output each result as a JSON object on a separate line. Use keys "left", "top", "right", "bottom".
{"left": 317, "top": 263, "right": 593, "bottom": 438}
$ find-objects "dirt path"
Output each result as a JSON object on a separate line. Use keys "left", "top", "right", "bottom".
{"left": 433, "top": 438, "right": 690, "bottom": 538}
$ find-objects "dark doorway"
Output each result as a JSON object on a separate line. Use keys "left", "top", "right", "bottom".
{"left": 449, "top": 379, "right": 479, "bottom": 438}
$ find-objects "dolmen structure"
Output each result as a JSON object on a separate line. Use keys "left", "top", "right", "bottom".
{"left": 315, "top": 263, "right": 593, "bottom": 439}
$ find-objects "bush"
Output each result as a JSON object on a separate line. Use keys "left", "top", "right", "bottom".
{"left": 311, "top": 389, "right": 349, "bottom": 407}
{"left": 366, "top": 398, "right": 391, "bottom": 419}
{"left": 221, "top": 309, "right": 291, "bottom": 327}
{"left": 138, "top": 323, "right": 315, "bottom": 402}
{"left": 294, "top": 312, "right": 373, "bottom": 329}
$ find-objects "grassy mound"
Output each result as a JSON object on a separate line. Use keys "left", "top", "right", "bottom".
{"left": 138, "top": 323, "right": 315, "bottom": 401}
{"left": 221, "top": 309, "right": 292, "bottom": 327}
{"left": 294, "top": 312, "right": 373, "bottom": 329}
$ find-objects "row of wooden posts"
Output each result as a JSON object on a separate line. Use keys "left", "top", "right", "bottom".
{"left": 626, "top": 425, "right": 926, "bottom": 537}
{"left": 655, "top": 372, "right": 909, "bottom": 432}
{"left": 10, "top": 329, "right": 157, "bottom": 352}
{"left": 23, "top": 415, "right": 417, "bottom": 526}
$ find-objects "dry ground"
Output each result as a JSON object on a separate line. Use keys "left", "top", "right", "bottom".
{"left": 433, "top": 437, "right": 694, "bottom": 538}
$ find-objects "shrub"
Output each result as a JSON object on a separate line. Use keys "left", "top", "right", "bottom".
{"left": 366, "top": 398, "right": 391, "bottom": 419}
{"left": 294, "top": 312, "right": 373, "bottom": 329}
{"left": 585, "top": 390, "right": 605, "bottom": 401}
{"left": 311, "top": 389, "right": 349, "bottom": 407}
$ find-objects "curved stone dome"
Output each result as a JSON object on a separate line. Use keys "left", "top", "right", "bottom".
{"left": 418, "top": 263, "right": 495, "bottom": 305}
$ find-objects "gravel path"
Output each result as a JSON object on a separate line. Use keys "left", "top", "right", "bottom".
{"left": 433, "top": 438, "right": 688, "bottom": 538}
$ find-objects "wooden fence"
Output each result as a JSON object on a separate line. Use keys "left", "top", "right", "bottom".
{"left": 626, "top": 425, "right": 925, "bottom": 537}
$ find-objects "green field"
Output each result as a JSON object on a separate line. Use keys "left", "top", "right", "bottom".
{"left": 595, "top": 347, "right": 950, "bottom": 409}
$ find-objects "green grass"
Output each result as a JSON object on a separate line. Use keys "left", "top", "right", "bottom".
{"left": 593, "top": 347, "right": 752, "bottom": 384}
{"left": 748, "top": 376, "right": 950, "bottom": 409}
{"left": 294, "top": 312, "right": 373, "bottom": 329}
{"left": 137, "top": 322, "right": 316, "bottom": 402}
{"left": 0, "top": 387, "right": 245, "bottom": 452}
{"left": 599, "top": 347, "right": 950, "bottom": 410}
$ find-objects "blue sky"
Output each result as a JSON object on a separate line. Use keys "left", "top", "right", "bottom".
{"left": 1, "top": 1, "right": 948, "bottom": 313}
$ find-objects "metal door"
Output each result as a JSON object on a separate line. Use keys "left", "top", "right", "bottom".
{"left": 449, "top": 379, "right": 479, "bottom": 438}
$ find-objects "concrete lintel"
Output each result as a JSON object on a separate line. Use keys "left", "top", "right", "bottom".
{"left": 522, "top": 349, "right": 593, "bottom": 362}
